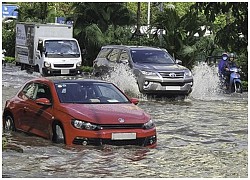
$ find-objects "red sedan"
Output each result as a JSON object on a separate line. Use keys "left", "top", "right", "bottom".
{"left": 3, "top": 78, "right": 157, "bottom": 147}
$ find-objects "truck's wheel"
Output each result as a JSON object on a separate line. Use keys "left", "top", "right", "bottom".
{"left": 34, "top": 65, "right": 40, "bottom": 72}
{"left": 21, "top": 63, "right": 26, "bottom": 70}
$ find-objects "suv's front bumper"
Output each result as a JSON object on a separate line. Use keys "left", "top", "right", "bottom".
{"left": 138, "top": 75, "right": 193, "bottom": 95}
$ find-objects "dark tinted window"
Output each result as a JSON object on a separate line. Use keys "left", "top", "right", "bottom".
{"left": 119, "top": 50, "right": 129, "bottom": 62}
{"left": 131, "top": 49, "right": 175, "bottom": 64}
{"left": 97, "top": 48, "right": 112, "bottom": 58}
{"left": 34, "top": 83, "right": 52, "bottom": 101}
{"left": 107, "top": 49, "right": 120, "bottom": 62}
{"left": 54, "top": 82, "right": 129, "bottom": 104}
{"left": 22, "top": 83, "right": 36, "bottom": 99}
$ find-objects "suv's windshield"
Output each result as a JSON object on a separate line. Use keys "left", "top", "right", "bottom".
{"left": 54, "top": 82, "right": 129, "bottom": 104}
{"left": 131, "top": 49, "right": 175, "bottom": 64}
{"left": 45, "top": 40, "right": 80, "bottom": 58}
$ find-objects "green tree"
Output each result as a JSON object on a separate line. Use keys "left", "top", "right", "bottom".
{"left": 152, "top": 4, "right": 211, "bottom": 68}
{"left": 2, "top": 21, "right": 16, "bottom": 57}
{"left": 193, "top": 2, "right": 247, "bottom": 54}
{"left": 70, "top": 2, "right": 136, "bottom": 65}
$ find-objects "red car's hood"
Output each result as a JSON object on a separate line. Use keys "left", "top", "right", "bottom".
{"left": 59, "top": 103, "right": 150, "bottom": 124}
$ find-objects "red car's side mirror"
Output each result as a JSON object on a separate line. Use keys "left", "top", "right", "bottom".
{"left": 130, "top": 98, "right": 139, "bottom": 105}
{"left": 35, "top": 98, "right": 52, "bottom": 106}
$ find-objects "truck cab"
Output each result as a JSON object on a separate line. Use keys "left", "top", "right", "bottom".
{"left": 37, "top": 38, "right": 82, "bottom": 76}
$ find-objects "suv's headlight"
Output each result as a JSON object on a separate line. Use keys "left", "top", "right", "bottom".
{"left": 71, "top": 119, "right": 102, "bottom": 130}
{"left": 184, "top": 70, "right": 192, "bottom": 77}
{"left": 143, "top": 119, "right": 155, "bottom": 129}
{"left": 141, "top": 70, "right": 157, "bottom": 76}
{"left": 44, "top": 62, "right": 51, "bottom": 68}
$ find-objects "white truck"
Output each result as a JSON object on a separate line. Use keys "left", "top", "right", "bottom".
{"left": 15, "top": 22, "right": 82, "bottom": 76}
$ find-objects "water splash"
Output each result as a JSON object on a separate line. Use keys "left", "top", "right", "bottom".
{"left": 102, "top": 64, "right": 141, "bottom": 97}
{"left": 190, "top": 62, "right": 222, "bottom": 100}
{"left": 103, "top": 63, "right": 226, "bottom": 101}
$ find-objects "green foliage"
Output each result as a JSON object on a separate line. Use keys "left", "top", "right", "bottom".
{"left": 193, "top": 2, "right": 247, "bottom": 54}
{"left": 241, "top": 81, "right": 248, "bottom": 91}
{"left": 80, "top": 66, "right": 94, "bottom": 73}
{"left": 236, "top": 53, "right": 248, "bottom": 81}
{"left": 4, "top": 56, "right": 16, "bottom": 63}
{"left": 71, "top": 2, "right": 136, "bottom": 66}
{"left": 2, "top": 21, "right": 16, "bottom": 57}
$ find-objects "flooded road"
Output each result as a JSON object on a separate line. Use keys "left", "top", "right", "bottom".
{"left": 2, "top": 64, "right": 248, "bottom": 178}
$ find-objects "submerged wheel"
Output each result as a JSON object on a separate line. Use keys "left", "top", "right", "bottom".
{"left": 3, "top": 114, "right": 15, "bottom": 132}
{"left": 52, "top": 123, "right": 65, "bottom": 144}
{"left": 232, "top": 82, "right": 243, "bottom": 93}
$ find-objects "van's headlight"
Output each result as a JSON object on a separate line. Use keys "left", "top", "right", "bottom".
{"left": 71, "top": 119, "right": 102, "bottom": 130}
{"left": 76, "top": 62, "right": 81, "bottom": 67}
{"left": 184, "top": 70, "right": 192, "bottom": 77}
{"left": 141, "top": 70, "right": 157, "bottom": 76}
{"left": 143, "top": 119, "right": 155, "bottom": 129}
{"left": 44, "top": 62, "right": 51, "bottom": 68}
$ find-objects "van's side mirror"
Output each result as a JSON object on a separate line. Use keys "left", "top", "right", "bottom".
{"left": 176, "top": 59, "right": 182, "bottom": 65}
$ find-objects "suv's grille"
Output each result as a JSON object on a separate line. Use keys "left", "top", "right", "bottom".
{"left": 100, "top": 124, "right": 143, "bottom": 129}
{"left": 161, "top": 82, "right": 185, "bottom": 86}
{"left": 159, "top": 72, "right": 184, "bottom": 78}
{"left": 54, "top": 64, "right": 74, "bottom": 68}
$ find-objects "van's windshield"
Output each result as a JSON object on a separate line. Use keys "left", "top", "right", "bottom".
{"left": 44, "top": 40, "right": 80, "bottom": 58}
{"left": 131, "top": 49, "right": 175, "bottom": 64}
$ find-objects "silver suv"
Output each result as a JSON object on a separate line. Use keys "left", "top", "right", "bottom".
{"left": 93, "top": 45, "right": 193, "bottom": 95}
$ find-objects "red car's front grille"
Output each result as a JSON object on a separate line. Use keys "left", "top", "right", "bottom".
{"left": 72, "top": 136, "right": 157, "bottom": 147}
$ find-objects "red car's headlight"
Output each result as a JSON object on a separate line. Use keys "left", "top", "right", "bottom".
{"left": 71, "top": 119, "right": 102, "bottom": 130}
{"left": 143, "top": 119, "right": 155, "bottom": 130}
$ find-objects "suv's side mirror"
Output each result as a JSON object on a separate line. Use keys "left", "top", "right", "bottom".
{"left": 120, "top": 59, "right": 129, "bottom": 64}
{"left": 176, "top": 59, "right": 182, "bottom": 65}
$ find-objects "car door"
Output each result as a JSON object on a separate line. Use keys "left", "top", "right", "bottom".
{"left": 17, "top": 82, "right": 38, "bottom": 132}
{"left": 28, "top": 82, "right": 54, "bottom": 139}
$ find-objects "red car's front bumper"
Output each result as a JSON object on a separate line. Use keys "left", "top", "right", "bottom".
{"left": 65, "top": 126, "right": 157, "bottom": 147}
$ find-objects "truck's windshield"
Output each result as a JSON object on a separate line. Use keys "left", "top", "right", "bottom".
{"left": 44, "top": 40, "right": 80, "bottom": 58}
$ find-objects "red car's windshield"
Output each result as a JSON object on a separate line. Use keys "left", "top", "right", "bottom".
{"left": 54, "top": 82, "right": 130, "bottom": 104}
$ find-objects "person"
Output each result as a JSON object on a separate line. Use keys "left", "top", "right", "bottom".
{"left": 223, "top": 53, "right": 238, "bottom": 85}
{"left": 218, "top": 52, "right": 229, "bottom": 79}
{"left": 2, "top": 49, "right": 6, "bottom": 67}
{"left": 227, "top": 53, "right": 237, "bottom": 69}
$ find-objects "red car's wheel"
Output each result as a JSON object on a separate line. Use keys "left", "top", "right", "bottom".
{"left": 52, "top": 123, "right": 65, "bottom": 144}
{"left": 3, "top": 114, "right": 16, "bottom": 132}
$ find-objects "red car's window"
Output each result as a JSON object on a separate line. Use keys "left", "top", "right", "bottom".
{"left": 54, "top": 82, "right": 129, "bottom": 104}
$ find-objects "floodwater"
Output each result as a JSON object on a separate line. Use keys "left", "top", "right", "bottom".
{"left": 2, "top": 63, "right": 248, "bottom": 178}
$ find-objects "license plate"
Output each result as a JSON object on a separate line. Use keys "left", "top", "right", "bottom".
{"left": 166, "top": 86, "right": 180, "bottom": 90}
{"left": 112, "top": 133, "right": 136, "bottom": 140}
{"left": 61, "top": 69, "right": 70, "bottom": 74}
